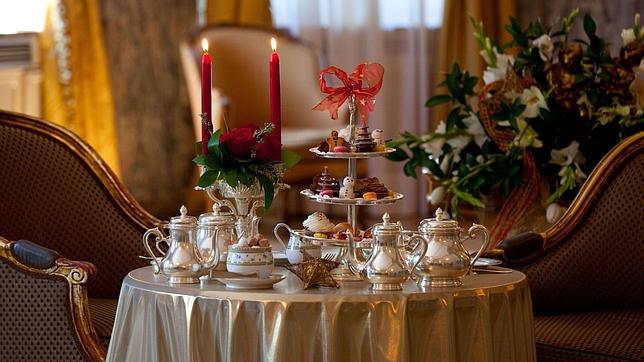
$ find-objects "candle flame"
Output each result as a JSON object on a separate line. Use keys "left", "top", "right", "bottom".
{"left": 201, "top": 38, "right": 209, "bottom": 52}
{"left": 270, "top": 37, "right": 277, "bottom": 52}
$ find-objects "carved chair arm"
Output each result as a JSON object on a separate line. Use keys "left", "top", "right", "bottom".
{"left": 496, "top": 232, "right": 545, "bottom": 264}
{"left": 0, "top": 237, "right": 105, "bottom": 361}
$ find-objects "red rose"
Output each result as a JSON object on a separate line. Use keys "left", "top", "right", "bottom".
{"left": 256, "top": 131, "right": 281, "bottom": 162}
{"left": 220, "top": 124, "right": 258, "bottom": 159}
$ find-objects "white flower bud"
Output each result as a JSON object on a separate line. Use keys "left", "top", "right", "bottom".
{"left": 429, "top": 186, "right": 445, "bottom": 206}
{"left": 546, "top": 203, "right": 566, "bottom": 224}
{"left": 622, "top": 28, "right": 636, "bottom": 46}
{"left": 440, "top": 157, "right": 450, "bottom": 174}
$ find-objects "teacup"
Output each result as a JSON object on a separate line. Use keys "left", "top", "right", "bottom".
{"left": 226, "top": 246, "right": 274, "bottom": 277}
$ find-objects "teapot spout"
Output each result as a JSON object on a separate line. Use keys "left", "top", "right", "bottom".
{"left": 346, "top": 231, "right": 366, "bottom": 277}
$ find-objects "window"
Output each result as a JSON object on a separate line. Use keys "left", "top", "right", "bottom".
{"left": 0, "top": 0, "right": 49, "bottom": 34}
{"left": 271, "top": 0, "right": 444, "bottom": 34}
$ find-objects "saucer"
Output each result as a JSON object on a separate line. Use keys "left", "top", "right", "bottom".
{"left": 215, "top": 273, "right": 286, "bottom": 290}
{"left": 474, "top": 258, "right": 502, "bottom": 266}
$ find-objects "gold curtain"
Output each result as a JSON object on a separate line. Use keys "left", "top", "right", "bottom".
{"left": 434, "top": 0, "right": 516, "bottom": 123}
{"left": 41, "top": 0, "right": 120, "bottom": 175}
{"left": 207, "top": 0, "right": 272, "bottom": 27}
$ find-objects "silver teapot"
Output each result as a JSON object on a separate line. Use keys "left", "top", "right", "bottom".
{"left": 197, "top": 203, "right": 237, "bottom": 277}
{"left": 348, "top": 213, "right": 428, "bottom": 291}
{"left": 143, "top": 206, "right": 220, "bottom": 283}
{"left": 415, "top": 208, "right": 490, "bottom": 287}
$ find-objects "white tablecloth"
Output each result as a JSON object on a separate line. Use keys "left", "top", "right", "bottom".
{"left": 107, "top": 267, "right": 535, "bottom": 362}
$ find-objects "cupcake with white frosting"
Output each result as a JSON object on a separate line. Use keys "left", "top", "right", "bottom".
{"left": 302, "top": 212, "right": 335, "bottom": 238}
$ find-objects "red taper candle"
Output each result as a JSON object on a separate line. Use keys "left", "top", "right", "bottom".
{"left": 269, "top": 37, "right": 282, "bottom": 160}
{"left": 201, "top": 38, "right": 212, "bottom": 155}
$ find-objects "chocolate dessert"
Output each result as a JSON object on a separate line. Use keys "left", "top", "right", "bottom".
{"left": 310, "top": 166, "right": 339, "bottom": 196}
{"left": 353, "top": 126, "right": 376, "bottom": 152}
{"left": 354, "top": 177, "right": 390, "bottom": 199}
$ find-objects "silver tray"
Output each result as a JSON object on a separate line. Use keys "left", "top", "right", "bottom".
{"left": 289, "top": 228, "right": 372, "bottom": 248}
{"left": 308, "top": 147, "right": 396, "bottom": 159}
{"left": 300, "top": 189, "right": 403, "bottom": 205}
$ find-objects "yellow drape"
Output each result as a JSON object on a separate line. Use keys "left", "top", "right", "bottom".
{"left": 41, "top": 0, "right": 120, "bottom": 175}
{"left": 434, "top": 0, "right": 516, "bottom": 123}
{"left": 207, "top": 0, "right": 272, "bottom": 27}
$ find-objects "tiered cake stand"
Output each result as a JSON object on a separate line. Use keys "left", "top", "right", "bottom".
{"left": 294, "top": 96, "right": 404, "bottom": 280}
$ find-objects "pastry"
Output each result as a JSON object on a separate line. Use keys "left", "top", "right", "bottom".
{"left": 303, "top": 211, "right": 335, "bottom": 234}
{"left": 319, "top": 189, "right": 334, "bottom": 197}
{"left": 355, "top": 177, "right": 390, "bottom": 199}
{"left": 333, "top": 145, "right": 349, "bottom": 152}
{"left": 326, "top": 130, "right": 345, "bottom": 150}
{"left": 317, "top": 140, "right": 329, "bottom": 152}
{"left": 310, "top": 166, "right": 339, "bottom": 195}
{"left": 313, "top": 232, "right": 328, "bottom": 239}
{"left": 354, "top": 126, "right": 375, "bottom": 152}
{"left": 339, "top": 176, "right": 355, "bottom": 199}
{"left": 362, "top": 191, "right": 377, "bottom": 200}
{"left": 333, "top": 222, "right": 354, "bottom": 235}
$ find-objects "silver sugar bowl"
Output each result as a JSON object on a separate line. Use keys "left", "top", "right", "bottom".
{"left": 143, "top": 206, "right": 220, "bottom": 283}
{"left": 415, "top": 208, "right": 490, "bottom": 287}
{"left": 197, "top": 203, "right": 238, "bottom": 277}
{"left": 348, "top": 213, "right": 428, "bottom": 291}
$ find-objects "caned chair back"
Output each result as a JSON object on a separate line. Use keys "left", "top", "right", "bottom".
{"left": 0, "top": 111, "right": 160, "bottom": 298}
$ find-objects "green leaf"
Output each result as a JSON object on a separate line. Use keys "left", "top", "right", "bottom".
{"left": 403, "top": 159, "right": 418, "bottom": 178}
{"left": 207, "top": 129, "right": 221, "bottom": 154}
{"left": 421, "top": 158, "right": 444, "bottom": 178}
{"left": 386, "top": 148, "right": 409, "bottom": 162}
{"left": 257, "top": 173, "right": 274, "bottom": 210}
{"left": 223, "top": 170, "right": 238, "bottom": 188}
{"left": 583, "top": 14, "right": 596, "bottom": 36}
{"left": 193, "top": 155, "right": 207, "bottom": 165}
{"left": 198, "top": 170, "right": 219, "bottom": 188}
{"left": 425, "top": 94, "right": 452, "bottom": 108}
{"left": 446, "top": 108, "right": 462, "bottom": 131}
{"left": 452, "top": 189, "right": 485, "bottom": 208}
{"left": 281, "top": 149, "right": 302, "bottom": 169}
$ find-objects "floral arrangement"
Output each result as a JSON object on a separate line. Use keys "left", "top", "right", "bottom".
{"left": 193, "top": 124, "right": 300, "bottom": 209}
{"left": 388, "top": 10, "right": 644, "bottom": 240}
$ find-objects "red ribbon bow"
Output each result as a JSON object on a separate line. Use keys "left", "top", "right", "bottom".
{"left": 313, "top": 62, "right": 384, "bottom": 122}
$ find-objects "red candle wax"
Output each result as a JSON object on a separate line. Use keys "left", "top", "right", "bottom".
{"left": 201, "top": 39, "right": 212, "bottom": 155}
{"left": 269, "top": 37, "right": 282, "bottom": 160}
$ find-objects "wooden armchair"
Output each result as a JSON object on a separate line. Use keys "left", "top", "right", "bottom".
{"left": 497, "top": 132, "right": 644, "bottom": 361}
{"left": 0, "top": 110, "right": 160, "bottom": 361}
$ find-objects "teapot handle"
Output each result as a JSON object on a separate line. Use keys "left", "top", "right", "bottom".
{"left": 406, "top": 235, "right": 429, "bottom": 277}
{"left": 273, "top": 223, "right": 291, "bottom": 250}
{"left": 142, "top": 228, "right": 166, "bottom": 274}
{"left": 467, "top": 224, "right": 490, "bottom": 271}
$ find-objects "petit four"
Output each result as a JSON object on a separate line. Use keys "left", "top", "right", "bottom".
{"left": 338, "top": 176, "right": 356, "bottom": 199}
{"left": 303, "top": 211, "right": 336, "bottom": 238}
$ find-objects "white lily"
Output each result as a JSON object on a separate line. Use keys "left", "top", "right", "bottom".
{"left": 421, "top": 121, "right": 446, "bottom": 158}
{"left": 596, "top": 105, "right": 631, "bottom": 125}
{"left": 622, "top": 28, "right": 636, "bottom": 46}
{"left": 482, "top": 48, "right": 514, "bottom": 84}
{"left": 549, "top": 141, "right": 580, "bottom": 166}
{"left": 520, "top": 86, "right": 549, "bottom": 118}
{"left": 463, "top": 112, "right": 488, "bottom": 147}
{"left": 532, "top": 34, "right": 554, "bottom": 61}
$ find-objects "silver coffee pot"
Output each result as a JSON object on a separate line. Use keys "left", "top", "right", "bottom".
{"left": 143, "top": 206, "right": 220, "bottom": 283}
{"left": 348, "top": 213, "right": 428, "bottom": 291}
{"left": 415, "top": 208, "right": 490, "bottom": 287}
{"left": 197, "top": 203, "right": 237, "bottom": 277}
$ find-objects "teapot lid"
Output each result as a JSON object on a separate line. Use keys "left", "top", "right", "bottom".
{"left": 198, "top": 203, "right": 235, "bottom": 226}
{"left": 372, "top": 213, "right": 402, "bottom": 236}
{"left": 419, "top": 208, "right": 459, "bottom": 232}
{"left": 167, "top": 205, "right": 197, "bottom": 229}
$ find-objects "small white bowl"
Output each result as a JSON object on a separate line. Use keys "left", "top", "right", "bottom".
{"left": 226, "top": 246, "right": 274, "bottom": 276}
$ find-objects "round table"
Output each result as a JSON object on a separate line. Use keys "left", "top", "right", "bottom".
{"left": 106, "top": 267, "right": 535, "bottom": 362}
